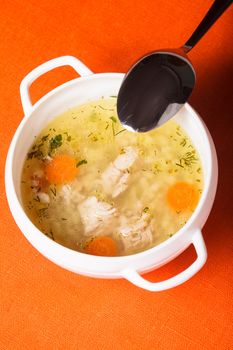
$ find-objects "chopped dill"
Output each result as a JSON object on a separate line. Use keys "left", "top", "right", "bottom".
{"left": 64, "top": 132, "right": 72, "bottom": 142}
{"left": 33, "top": 195, "right": 40, "bottom": 202}
{"left": 27, "top": 147, "right": 44, "bottom": 160}
{"left": 98, "top": 105, "right": 115, "bottom": 111}
{"left": 27, "top": 202, "right": 34, "bottom": 210}
{"left": 180, "top": 138, "right": 187, "bottom": 147}
{"left": 49, "top": 134, "right": 62, "bottom": 154}
{"left": 176, "top": 151, "right": 197, "bottom": 168}
{"left": 175, "top": 162, "right": 184, "bottom": 168}
{"left": 91, "top": 135, "right": 98, "bottom": 142}
{"left": 38, "top": 207, "right": 49, "bottom": 219}
{"left": 115, "top": 129, "right": 126, "bottom": 136}
{"left": 50, "top": 187, "right": 57, "bottom": 197}
{"left": 41, "top": 134, "right": 49, "bottom": 142}
{"left": 152, "top": 163, "right": 161, "bottom": 174}
{"left": 76, "top": 159, "right": 87, "bottom": 167}
{"left": 111, "top": 121, "right": 116, "bottom": 136}
{"left": 110, "top": 116, "right": 117, "bottom": 123}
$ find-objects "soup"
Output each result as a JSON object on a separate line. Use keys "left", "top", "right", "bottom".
{"left": 21, "top": 97, "right": 203, "bottom": 256}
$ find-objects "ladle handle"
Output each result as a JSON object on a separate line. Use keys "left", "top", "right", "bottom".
{"left": 183, "top": 0, "right": 232, "bottom": 53}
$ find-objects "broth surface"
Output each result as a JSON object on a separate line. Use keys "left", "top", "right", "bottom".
{"left": 21, "top": 97, "right": 203, "bottom": 256}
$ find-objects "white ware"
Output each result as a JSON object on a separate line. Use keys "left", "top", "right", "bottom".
{"left": 5, "top": 56, "right": 218, "bottom": 291}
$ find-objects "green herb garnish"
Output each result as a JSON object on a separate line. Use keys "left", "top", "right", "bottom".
{"left": 27, "top": 133, "right": 50, "bottom": 160}
{"left": 27, "top": 149, "right": 44, "bottom": 160}
{"left": 143, "top": 207, "right": 149, "bottom": 213}
{"left": 41, "top": 134, "right": 49, "bottom": 142}
{"left": 64, "top": 132, "right": 72, "bottom": 142}
{"left": 115, "top": 129, "right": 126, "bottom": 136}
{"left": 110, "top": 116, "right": 117, "bottom": 123}
{"left": 49, "top": 134, "right": 62, "bottom": 154}
{"left": 180, "top": 138, "right": 187, "bottom": 147}
{"left": 33, "top": 195, "right": 40, "bottom": 202}
{"left": 76, "top": 159, "right": 87, "bottom": 167}
{"left": 112, "top": 121, "right": 116, "bottom": 136}
{"left": 50, "top": 187, "right": 57, "bottom": 197}
{"left": 38, "top": 207, "right": 49, "bottom": 219}
{"left": 98, "top": 105, "right": 115, "bottom": 111}
{"left": 176, "top": 151, "right": 197, "bottom": 168}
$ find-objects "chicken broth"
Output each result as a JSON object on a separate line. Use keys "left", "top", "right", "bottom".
{"left": 21, "top": 97, "right": 203, "bottom": 256}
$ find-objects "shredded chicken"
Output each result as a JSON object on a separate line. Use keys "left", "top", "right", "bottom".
{"left": 78, "top": 196, "right": 117, "bottom": 235}
{"left": 101, "top": 146, "right": 138, "bottom": 198}
{"left": 118, "top": 213, "right": 153, "bottom": 252}
{"left": 57, "top": 184, "right": 84, "bottom": 205}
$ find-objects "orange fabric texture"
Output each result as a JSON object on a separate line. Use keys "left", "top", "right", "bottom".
{"left": 0, "top": 0, "right": 233, "bottom": 349}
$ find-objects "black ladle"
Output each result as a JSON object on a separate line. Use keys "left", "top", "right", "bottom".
{"left": 117, "top": 0, "right": 232, "bottom": 132}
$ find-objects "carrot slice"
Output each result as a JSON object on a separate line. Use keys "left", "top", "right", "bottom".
{"left": 84, "top": 236, "right": 118, "bottom": 257}
{"left": 167, "top": 181, "right": 199, "bottom": 212}
{"left": 45, "top": 155, "right": 78, "bottom": 185}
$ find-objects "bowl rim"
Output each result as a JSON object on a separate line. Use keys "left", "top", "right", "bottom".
{"left": 5, "top": 72, "right": 217, "bottom": 265}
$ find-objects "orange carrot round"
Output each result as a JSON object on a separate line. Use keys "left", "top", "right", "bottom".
{"left": 84, "top": 236, "right": 118, "bottom": 257}
{"left": 45, "top": 155, "right": 78, "bottom": 185}
{"left": 167, "top": 181, "right": 199, "bottom": 212}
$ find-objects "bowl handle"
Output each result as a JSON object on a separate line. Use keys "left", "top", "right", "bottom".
{"left": 20, "top": 55, "right": 93, "bottom": 115}
{"left": 121, "top": 229, "right": 207, "bottom": 292}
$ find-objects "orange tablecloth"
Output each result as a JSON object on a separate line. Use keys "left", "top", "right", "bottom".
{"left": 0, "top": 1, "right": 232, "bottom": 349}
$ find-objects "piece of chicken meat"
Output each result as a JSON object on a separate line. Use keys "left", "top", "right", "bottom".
{"left": 118, "top": 213, "right": 153, "bottom": 253}
{"left": 101, "top": 146, "right": 138, "bottom": 198}
{"left": 78, "top": 196, "right": 117, "bottom": 235}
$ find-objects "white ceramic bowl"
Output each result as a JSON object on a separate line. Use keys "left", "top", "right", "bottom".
{"left": 5, "top": 56, "right": 218, "bottom": 291}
